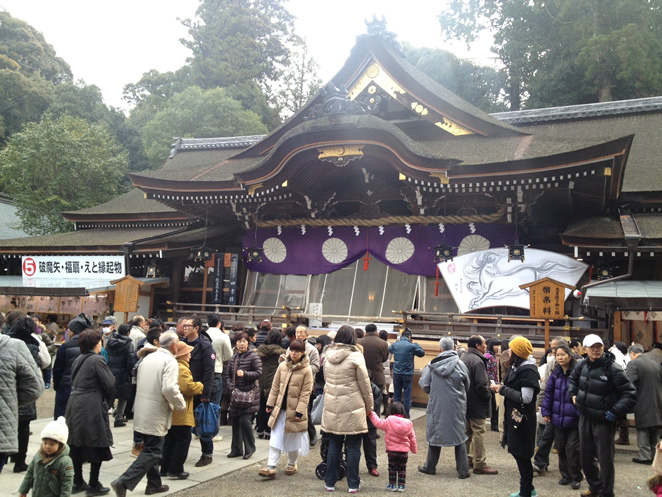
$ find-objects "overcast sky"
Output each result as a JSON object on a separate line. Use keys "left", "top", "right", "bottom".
{"left": 0, "top": 0, "right": 495, "bottom": 110}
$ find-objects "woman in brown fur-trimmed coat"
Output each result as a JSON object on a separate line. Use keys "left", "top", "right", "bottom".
{"left": 258, "top": 340, "right": 313, "bottom": 478}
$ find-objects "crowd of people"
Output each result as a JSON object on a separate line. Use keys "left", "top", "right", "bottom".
{"left": 2, "top": 310, "right": 662, "bottom": 497}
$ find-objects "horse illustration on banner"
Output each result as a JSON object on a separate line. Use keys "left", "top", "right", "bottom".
{"left": 439, "top": 248, "right": 587, "bottom": 313}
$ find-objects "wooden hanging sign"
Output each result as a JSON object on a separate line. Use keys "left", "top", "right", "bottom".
{"left": 110, "top": 275, "right": 144, "bottom": 312}
{"left": 520, "top": 277, "right": 575, "bottom": 320}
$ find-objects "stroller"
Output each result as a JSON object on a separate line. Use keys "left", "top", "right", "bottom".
{"left": 315, "top": 430, "right": 347, "bottom": 480}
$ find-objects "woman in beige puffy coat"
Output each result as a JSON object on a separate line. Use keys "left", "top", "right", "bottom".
{"left": 258, "top": 340, "right": 313, "bottom": 479}
{"left": 321, "top": 325, "right": 374, "bottom": 493}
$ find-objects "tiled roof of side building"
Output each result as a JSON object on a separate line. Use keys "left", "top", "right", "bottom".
{"left": 561, "top": 212, "right": 662, "bottom": 244}
{"left": 492, "top": 97, "right": 662, "bottom": 125}
{"left": 0, "top": 227, "right": 181, "bottom": 251}
{"left": 494, "top": 109, "right": 662, "bottom": 193}
{"left": 170, "top": 136, "right": 265, "bottom": 155}
{"left": 62, "top": 189, "right": 178, "bottom": 216}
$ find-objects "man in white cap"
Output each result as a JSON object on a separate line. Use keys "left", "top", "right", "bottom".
{"left": 568, "top": 334, "right": 636, "bottom": 497}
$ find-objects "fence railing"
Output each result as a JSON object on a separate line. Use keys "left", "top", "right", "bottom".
{"left": 161, "top": 302, "right": 605, "bottom": 346}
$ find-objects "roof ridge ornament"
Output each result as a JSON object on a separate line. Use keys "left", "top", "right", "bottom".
{"left": 306, "top": 82, "right": 366, "bottom": 120}
{"left": 361, "top": 16, "right": 405, "bottom": 57}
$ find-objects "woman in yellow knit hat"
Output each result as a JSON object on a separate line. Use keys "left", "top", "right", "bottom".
{"left": 490, "top": 336, "right": 540, "bottom": 497}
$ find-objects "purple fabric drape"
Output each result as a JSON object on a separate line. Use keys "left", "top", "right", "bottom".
{"left": 243, "top": 224, "right": 515, "bottom": 277}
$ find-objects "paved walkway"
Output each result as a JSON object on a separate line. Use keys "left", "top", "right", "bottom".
{"left": 2, "top": 396, "right": 426, "bottom": 497}
{"left": 3, "top": 389, "right": 654, "bottom": 497}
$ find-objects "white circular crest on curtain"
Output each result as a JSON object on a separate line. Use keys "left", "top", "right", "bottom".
{"left": 457, "top": 234, "right": 490, "bottom": 256}
{"left": 262, "top": 237, "right": 287, "bottom": 263}
{"left": 322, "top": 237, "right": 348, "bottom": 264}
{"left": 385, "top": 237, "right": 414, "bottom": 264}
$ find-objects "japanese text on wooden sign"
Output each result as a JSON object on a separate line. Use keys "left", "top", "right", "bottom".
{"left": 529, "top": 283, "right": 565, "bottom": 319}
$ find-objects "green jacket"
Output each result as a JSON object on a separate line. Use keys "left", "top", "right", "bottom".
{"left": 18, "top": 445, "right": 74, "bottom": 497}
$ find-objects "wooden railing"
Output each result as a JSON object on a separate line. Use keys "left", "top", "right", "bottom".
{"left": 162, "top": 302, "right": 302, "bottom": 328}
{"left": 160, "top": 303, "right": 607, "bottom": 346}
{"left": 393, "top": 310, "right": 608, "bottom": 346}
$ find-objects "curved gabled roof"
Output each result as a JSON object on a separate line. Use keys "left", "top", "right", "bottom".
{"left": 230, "top": 33, "right": 522, "bottom": 161}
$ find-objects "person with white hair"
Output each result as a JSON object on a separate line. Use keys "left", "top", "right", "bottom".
{"left": 418, "top": 336, "right": 471, "bottom": 479}
{"left": 111, "top": 332, "right": 185, "bottom": 497}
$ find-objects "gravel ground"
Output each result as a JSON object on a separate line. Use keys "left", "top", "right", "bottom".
{"left": 34, "top": 387, "right": 653, "bottom": 497}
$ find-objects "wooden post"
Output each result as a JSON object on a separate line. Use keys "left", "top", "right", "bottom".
{"left": 201, "top": 267, "right": 208, "bottom": 311}
{"left": 544, "top": 319, "right": 550, "bottom": 349}
{"left": 613, "top": 311, "right": 622, "bottom": 342}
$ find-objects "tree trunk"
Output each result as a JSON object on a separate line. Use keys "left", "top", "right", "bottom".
{"left": 597, "top": 79, "right": 613, "bottom": 102}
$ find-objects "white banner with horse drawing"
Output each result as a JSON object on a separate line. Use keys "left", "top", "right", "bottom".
{"left": 438, "top": 248, "right": 588, "bottom": 313}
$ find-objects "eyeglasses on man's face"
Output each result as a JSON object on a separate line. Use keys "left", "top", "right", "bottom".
{"left": 182, "top": 324, "right": 194, "bottom": 328}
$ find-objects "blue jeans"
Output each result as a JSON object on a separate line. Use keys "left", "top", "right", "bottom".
{"left": 325, "top": 434, "right": 362, "bottom": 490}
{"left": 211, "top": 374, "right": 223, "bottom": 406}
{"left": 392, "top": 374, "right": 413, "bottom": 416}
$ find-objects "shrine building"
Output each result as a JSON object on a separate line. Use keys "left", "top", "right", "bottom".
{"left": 0, "top": 23, "right": 660, "bottom": 347}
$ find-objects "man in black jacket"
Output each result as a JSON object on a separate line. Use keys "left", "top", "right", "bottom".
{"left": 460, "top": 335, "right": 498, "bottom": 475}
{"left": 569, "top": 334, "right": 636, "bottom": 497}
{"left": 106, "top": 324, "right": 136, "bottom": 427}
{"left": 183, "top": 316, "right": 216, "bottom": 467}
{"left": 53, "top": 313, "right": 92, "bottom": 418}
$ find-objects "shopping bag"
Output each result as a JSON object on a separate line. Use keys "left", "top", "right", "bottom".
{"left": 310, "top": 393, "right": 324, "bottom": 425}
{"left": 194, "top": 401, "right": 221, "bottom": 439}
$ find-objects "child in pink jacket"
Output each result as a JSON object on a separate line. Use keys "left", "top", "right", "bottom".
{"left": 369, "top": 401, "right": 418, "bottom": 492}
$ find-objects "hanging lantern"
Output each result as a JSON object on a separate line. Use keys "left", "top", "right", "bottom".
{"left": 434, "top": 244, "right": 454, "bottom": 263}
{"left": 247, "top": 247, "right": 263, "bottom": 263}
{"left": 145, "top": 260, "right": 158, "bottom": 278}
{"left": 192, "top": 245, "right": 213, "bottom": 262}
{"left": 596, "top": 265, "right": 612, "bottom": 280}
{"left": 507, "top": 244, "right": 526, "bottom": 262}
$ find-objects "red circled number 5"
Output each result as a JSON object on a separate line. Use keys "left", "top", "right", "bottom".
{"left": 23, "top": 257, "right": 37, "bottom": 277}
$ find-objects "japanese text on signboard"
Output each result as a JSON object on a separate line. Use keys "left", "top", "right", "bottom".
{"left": 530, "top": 283, "right": 565, "bottom": 319}
{"left": 22, "top": 256, "right": 125, "bottom": 279}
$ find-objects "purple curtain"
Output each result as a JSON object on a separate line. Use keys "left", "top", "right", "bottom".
{"left": 243, "top": 223, "right": 515, "bottom": 277}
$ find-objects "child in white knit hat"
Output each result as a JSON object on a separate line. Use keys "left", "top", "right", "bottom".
{"left": 649, "top": 441, "right": 662, "bottom": 496}
{"left": 18, "top": 416, "right": 74, "bottom": 497}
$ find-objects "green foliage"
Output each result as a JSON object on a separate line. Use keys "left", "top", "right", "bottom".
{"left": 269, "top": 42, "right": 322, "bottom": 119}
{"left": 0, "top": 69, "right": 53, "bottom": 143}
{"left": 439, "top": 0, "right": 662, "bottom": 109}
{"left": 48, "top": 81, "right": 109, "bottom": 123}
{"left": 122, "top": 67, "right": 192, "bottom": 124}
{"left": 140, "top": 86, "right": 268, "bottom": 168}
{"left": 181, "top": 0, "right": 298, "bottom": 89}
{"left": 403, "top": 44, "right": 508, "bottom": 113}
{"left": 46, "top": 80, "right": 150, "bottom": 173}
{"left": 0, "top": 12, "right": 72, "bottom": 83}
{"left": 177, "top": 0, "right": 301, "bottom": 128}
{"left": 0, "top": 114, "right": 128, "bottom": 235}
